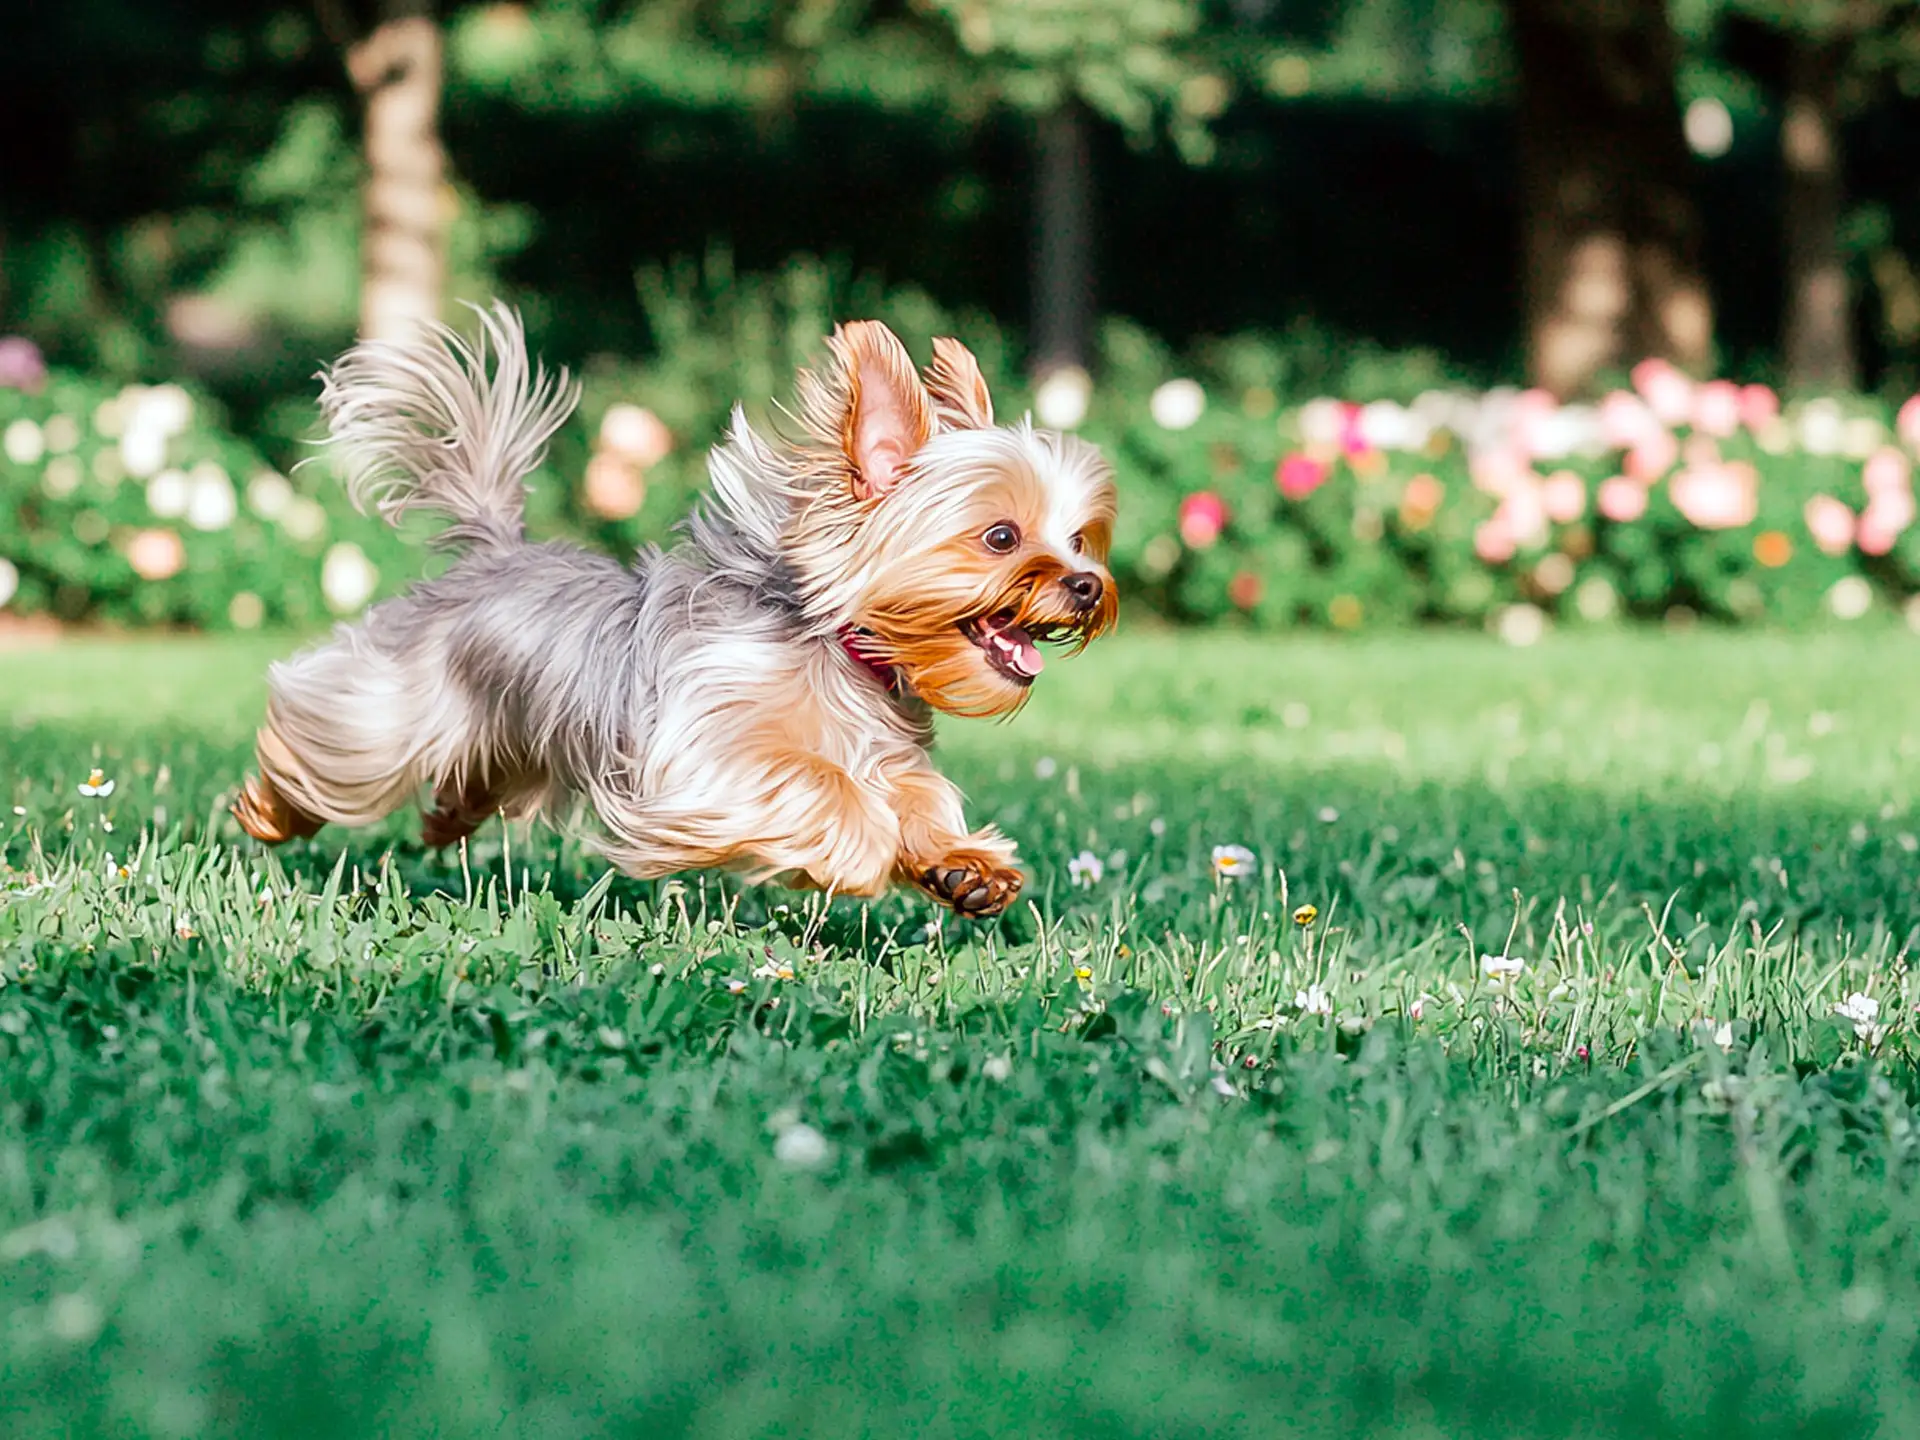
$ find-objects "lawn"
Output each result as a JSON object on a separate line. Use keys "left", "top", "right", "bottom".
{"left": 3, "top": 626, "right": 1920, "bottom": 1438}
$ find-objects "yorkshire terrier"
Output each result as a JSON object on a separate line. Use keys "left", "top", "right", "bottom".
{"left": 231, "top": 304, "right": 1118, "bottom": 916}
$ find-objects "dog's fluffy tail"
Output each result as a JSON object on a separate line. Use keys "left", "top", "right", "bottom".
{"left": 317, "top": 302, "right": 580, "bottom": 552}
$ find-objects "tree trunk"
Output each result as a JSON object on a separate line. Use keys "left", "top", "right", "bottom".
{"left": 1781, "top": 37, "right": 1855, "bottom": 392}
{"left": 345, "top": 0, "right": 446, "bottom": 342}
{"left": 1030, "top": 101, "right": 1096, "bottom": 377}
{"left": 1509, "top": 0, "right": 1713, "bottom": 397}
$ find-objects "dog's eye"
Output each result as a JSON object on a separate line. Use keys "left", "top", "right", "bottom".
{"left": 983, "top": 523, "right": 1021, "bottom": 553}
{"left": 1068, "top": 532, "right": 1085, "bottom": 554}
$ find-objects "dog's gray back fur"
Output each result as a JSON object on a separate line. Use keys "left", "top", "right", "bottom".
{"left": 259, "top": 303, "right": 924, "bottom": 858}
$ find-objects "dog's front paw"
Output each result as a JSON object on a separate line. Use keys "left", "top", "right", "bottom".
{"left": 919, "top": 849, "right": 1024, "bottom": 917}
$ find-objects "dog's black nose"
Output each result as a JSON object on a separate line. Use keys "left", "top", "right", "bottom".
{"left": 1061, "top": 571, "right": 1104, "bottom": 609}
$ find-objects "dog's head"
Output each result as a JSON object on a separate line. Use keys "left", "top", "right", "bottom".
{"left": 782, "top": 322, "right": 1118, "bottom": 718}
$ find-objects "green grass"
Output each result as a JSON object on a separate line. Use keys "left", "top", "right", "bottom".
{"left": 4, "top": 628, "right": 1920, "bottom": 1437}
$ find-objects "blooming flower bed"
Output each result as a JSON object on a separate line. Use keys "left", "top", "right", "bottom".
{"left": 10, "top": 329, "right": 1920, "bottom": 638}
{"left": 0, "top": 347, "right": 416, "bottom": 632}
{"left": 1090, "top": 358, "right": 1920, "bottom": 636}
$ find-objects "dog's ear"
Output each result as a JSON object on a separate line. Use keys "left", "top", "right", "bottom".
{"left": 824, "top": 321, "right": 934, "bottom": 501}
{"left": 923, "top": 337, "right": 994, "bottom": 431}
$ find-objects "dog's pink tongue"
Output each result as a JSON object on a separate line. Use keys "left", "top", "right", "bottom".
{"left": 1007, "top": 627, "right": 1044, "bottom": 678}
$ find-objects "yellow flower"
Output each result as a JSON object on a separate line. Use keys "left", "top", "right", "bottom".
{"left": 1073, "top": 965, "right": 1093, "bottom": 981}
{"left": 1293, "top": 904, "right": 1318, "bottom": 927}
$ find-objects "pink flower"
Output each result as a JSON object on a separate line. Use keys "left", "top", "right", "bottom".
{"left": 1497, "top": 484, "right": 1548, "bottom": 549}
{"left": 1474, "top": 517, "right": 1517, "bottom": 564}
{"left": 1804, "top": 494, "right": 1856, "bottom": 556}
{"left": 1596, "top": 476, "right": 1648, "bottom": 523}
{"left": 1739, "top": 384, "right": 1780, "bottom": 431}
{"left": 1859, "top": 490, "right": 1916, "bottom": 556}
{"left": 1599, "top": 390, "right": 1654, "bottom": 448}
{"left": 1899, "top": 395, "right": 1920, "bottom": 451}
{"left": 1669, "top": 462, "right": 1757, "bottom": 530}
{"left": 1682, "top": 434, "right": 1722, "bottom": 470}
{"left": 1632, "top": 358, "right": 1694, "bottom": 427}
{"left": 1339, "top": 403, "right": 1369, "bottom": 458}
{"left": 1693, "top": 380, "right": 1742, "bottom": 438}
{"left": 1400, "top": 472, "right": 1444, "bottom": 518}
{"left": 1470, "top": 448, "right": 1529, "bottom": 498}
{"left": 1276, "top": 452, "right": 1329, "bottom": 500}
{"left": 1625, "top": 428, "right": 1678, "bottom": 483}
{"left": 1179, "top": 491, "right": 1228, "bottom": 548}
{"left": 125, "top": 528, "right": 186, "bottom": 581}
{"left": 1540, "top": 470, "right": 1586, "bottom": 524}
{"left": 583, "top": 453, "right": 645, "bottom": 519}
{"left": 0, "top": 337, "right": 46, "bottom": 393}
{"left": 1864, "top": 446, "right": 1911, "bottom": 500}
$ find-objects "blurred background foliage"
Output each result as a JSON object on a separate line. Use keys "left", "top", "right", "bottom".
{"left": 13, "top": 0, "right": 1920, "bottom": 632}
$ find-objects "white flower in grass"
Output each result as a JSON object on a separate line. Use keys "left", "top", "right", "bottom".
{"left": 1294, "top": 983, "right": 1333, "bottom": 1017}
{"left": 1068, "top": 850, "right": 1104, "bottom": 888}
{"left": 751, "top": 954, "right": 795, "bottom": 981}
{"left": 0, "top": 558, "right": 17, "bottom": 609}
{"left": 78, "top": 769, "right": 114, "bottom": 798}
{"left": 1835, "top": 992, "right": 1885, "bottom": 1043}
{"left": 773, "top": 1123, "right": 832, "bottom": 1170}
{"left": 1211, "top": 844, "right": 1256, "bottom": 879}
{"left": 321, "top": 542, "right": 378, "bottom": 614}
{"left": 1697, "top": 1020, "right": 1734, "bottom": 1052}
{"left": 1481, "top": 954, "right": 1525, "bottom": 982}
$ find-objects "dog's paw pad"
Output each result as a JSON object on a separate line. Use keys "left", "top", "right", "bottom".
{"left": 921, "top": 853, "right": 1023, "bottom": 917}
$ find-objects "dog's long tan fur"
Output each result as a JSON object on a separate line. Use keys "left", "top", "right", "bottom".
{"left": 234, "top": 304, "right": 1117, "bottom": 915}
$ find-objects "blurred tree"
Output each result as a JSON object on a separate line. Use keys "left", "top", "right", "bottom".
{"left": 317, "top": 0, "right": 451, "bottom": 340}
{"left": 1709, "top": 1, "right": 1920, "bottom": 392}
{"left": 451, "top": 0, "right": 1221, "bottom": 375}
{"left": 914, "top": 0, "right": 1223, "bottom": 375}
{"left": 1506, "top": 0, "right": 1712, "bottom": 397}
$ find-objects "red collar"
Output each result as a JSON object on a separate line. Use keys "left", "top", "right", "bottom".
{"left": 836, "top": 626, "right": 903, "bottom": 692}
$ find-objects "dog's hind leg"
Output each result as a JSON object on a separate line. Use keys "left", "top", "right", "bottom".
{"left": 420, "top": 772, "right": 498, "bottom": 849}
{"left": 232, "top": 731, "right": 326, "bottom": 845}
{"left": 233, "top": 633, "right": 475, "bottom": 843}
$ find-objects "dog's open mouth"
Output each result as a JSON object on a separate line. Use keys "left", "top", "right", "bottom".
{"left": 961, "top": 611, "right": 1071, "bottom": 684}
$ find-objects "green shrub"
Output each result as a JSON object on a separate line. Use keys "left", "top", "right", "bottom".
{"left": 11, "top": 286, "right": 1920, "bottom": 640}
{"left": 0, "top": 365, "right": 425, "bottom": 632}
